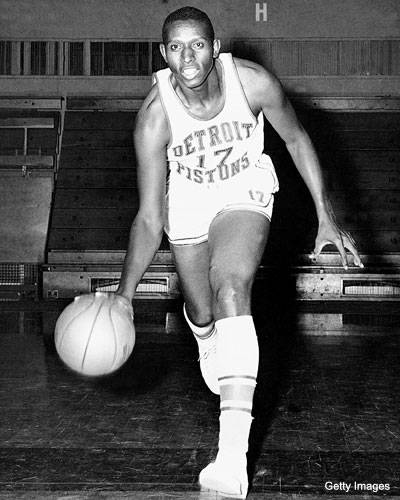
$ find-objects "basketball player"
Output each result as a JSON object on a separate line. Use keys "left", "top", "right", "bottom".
{"left": 117, "top": 6, "right": 363, "bottom": 498}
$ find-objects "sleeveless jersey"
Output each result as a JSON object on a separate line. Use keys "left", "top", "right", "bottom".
{"left": 155, "top": 53, "right": 264, "bottom": 186}
{"left": 155, "top": 53, "right": 278, "bottom": 244}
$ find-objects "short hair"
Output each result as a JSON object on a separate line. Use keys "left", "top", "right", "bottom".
{"left": 162, "top": 6, "right": 215, "bottom": 45}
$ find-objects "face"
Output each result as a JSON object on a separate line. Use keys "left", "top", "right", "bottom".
{"left": 160, "top": 20, "right": 220, "bottom": 89}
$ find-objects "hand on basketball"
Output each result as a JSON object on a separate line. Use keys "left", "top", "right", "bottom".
{"left": 55, "top": 292, "right": 135, "bottom": 377}
{"left": 310, "top": 215, "right": 364, "bottom": 270}
{"left": 114, "top": 292, "right": 134, "bottom": 320}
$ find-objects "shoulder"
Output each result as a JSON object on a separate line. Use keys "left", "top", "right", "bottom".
{"left": 232, "top": 56, "right": 286, "bottom": 110}
{"left": 135, "top": 84, "right": 169, "bottom": 145}
{"left": 233, "top": 57, "right": 274, "bottom": 85}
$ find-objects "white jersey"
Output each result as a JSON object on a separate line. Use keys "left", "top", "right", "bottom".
{"left": 156, "top": 53, "right": 264, "bottom": 185}
{"left": 155, "top": 52, "right": 279, "bottom": 245}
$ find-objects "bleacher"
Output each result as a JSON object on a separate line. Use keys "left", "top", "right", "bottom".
{"left": 0, "top": 100, "right": 61, "bottom": 300}
{"left": 0, "top": 93, "right": 398, "bottom": 334}
{"left": 37, "top": 97, "right": 400, "bottom": 315}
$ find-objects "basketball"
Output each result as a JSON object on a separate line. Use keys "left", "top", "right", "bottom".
{"left": 54, "top": 292, "right": 135, "bottom": 376}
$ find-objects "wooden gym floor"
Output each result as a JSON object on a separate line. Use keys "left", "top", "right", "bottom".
{"left": 0, "top": 297, "right": 399, "bottom": 499}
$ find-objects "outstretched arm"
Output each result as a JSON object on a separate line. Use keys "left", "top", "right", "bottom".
{"left": 117, "top": 88, "right": 170, "bottom": 301}
{"left": 241, "top": 62, "right": 363, "bottom": 269}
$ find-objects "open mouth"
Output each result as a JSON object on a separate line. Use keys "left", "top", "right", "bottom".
{"left": 181, "top": 67, "right": 199, "bottom": 79}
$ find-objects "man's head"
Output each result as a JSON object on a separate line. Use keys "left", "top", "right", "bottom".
{"left": 162, "top": 6, "right": 214, "bottom": 45}
{"left": 159, "top": 6, "right": 220, "bottom": 89}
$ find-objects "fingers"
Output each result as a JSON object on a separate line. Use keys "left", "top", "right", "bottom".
{"left": 310, "top": 239, "right": 327, "bottom": 260}
{"left": 320, "top": 233, "right": 349, "bottom": 269}
{"left": 341, "top": 232, "right": 364, "bottom": 268}
{"left": 310, "top": 232, "right": 364, "bottom": 269}
{"left": 337, "top": 237, "right": 349, "bottom": 270}
{"left": 114, "top": 293, "right": 134, "bottom": 317}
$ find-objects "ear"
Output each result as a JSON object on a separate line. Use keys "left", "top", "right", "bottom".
{"left": 212, "top": 39, "right": 221, "bottom": 58}
{"left": 159, "top": 43, "right": 167, "bottom": 63}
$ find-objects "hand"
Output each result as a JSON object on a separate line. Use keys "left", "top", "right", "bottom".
{"left": 310, "top": 216, "right": 364, "bottom": 270}
{"left": 113, "top": 292, "right": 134, "bottom": 319}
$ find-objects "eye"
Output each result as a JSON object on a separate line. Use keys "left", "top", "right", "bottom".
{"left": 193, "top": 41, "right": 204, "bottom": 49}
{"left": 169, "top": 43, "right": 181, "bottom": 51}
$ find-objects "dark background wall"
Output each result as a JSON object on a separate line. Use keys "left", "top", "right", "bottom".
{"left": 1, "top": 0, "right": 399, "bottom": 97}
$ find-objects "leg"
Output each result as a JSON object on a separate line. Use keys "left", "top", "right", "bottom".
{"left": 200, "top": 210, "right": 270, "bottom": 499}
{"left": 171, "top": 240, "right": 213, "bottom": 326}
{"left": 208, "top": 210, "right": 270, "bottom": 319}
{"left": 171, "top": 241, "right": 219, "bottom": 394}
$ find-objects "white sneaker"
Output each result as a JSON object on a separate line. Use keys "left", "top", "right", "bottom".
{"left": 199, "top": 455, "right": 248, "bottom": 499}
{"left": 195, "top": 327, "right": 219, "bottom": 395}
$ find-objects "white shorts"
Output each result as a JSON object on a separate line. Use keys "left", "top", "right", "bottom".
{"left": 165, "top": 154, "right": 279, "bottom": 246}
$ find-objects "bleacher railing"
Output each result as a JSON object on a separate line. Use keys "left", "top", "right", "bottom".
{"left": 1, "top": 39, "right": 399, "bottom": 77}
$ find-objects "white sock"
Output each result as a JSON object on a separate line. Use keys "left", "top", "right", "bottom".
{"left": 217, "top": 410, "right": 252, "bottom": 464}
{"left": 215, "top": 315, "right": 259, "bottom": 459}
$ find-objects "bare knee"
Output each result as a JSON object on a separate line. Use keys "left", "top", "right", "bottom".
{"left": 209, "top": 266, "right": 253, "bottom": 315}
{"left": 214, "top": 278, "right": 251, "bottom": 308}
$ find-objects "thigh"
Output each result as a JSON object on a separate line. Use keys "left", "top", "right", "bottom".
{"left": 170, "top": 241, "right": 214, "bottom": 325}
{"left": 208, "top": 209, "right": 270, "bottom": 296}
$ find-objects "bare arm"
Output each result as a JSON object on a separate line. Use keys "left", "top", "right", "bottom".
{"left": 117, "top": 88, "right": 169, "bottom": 301}
{"left": 237, "top": 60, "right": 363, "bottom": 268}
